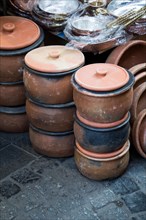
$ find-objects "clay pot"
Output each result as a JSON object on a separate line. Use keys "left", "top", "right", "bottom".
{"left": 106, "top": 40, "right": 146, "bottom": 69}
{"left": 130, "top": 82, "right": 146, "bottom": 124}
{"left": 72, "top": 64, "right": 134, "bottom": 123}
{"left": 26, "top": 97, "right": 76, "bottom": 132}
{"left": 0, "top": 81, "right": 26, "bottom": 106}
{"left": 0, "top": 16, "right": 44, "bottom": 83}
{"left": 29, "top": 124, "right": 74, "bottom": 157}
{"left": 24, "top": 46, "right": 84, "bottom": 104}
{"left": 74, "top": 140, "right": 130, "bottom": 180}
{"left": 134, "top": 72, "right": 146, "bottom": 90}
{"left": 74, "top": 113, "right": 130, "bottom": 154}
{"left": 132, "top": 110, "right": 146, "bottom": 159}
{"left": 0, "top": 106, "right": 29, "bottom": 132}
{"left": 129, "top": 63, "right": 146, "bottom": 76}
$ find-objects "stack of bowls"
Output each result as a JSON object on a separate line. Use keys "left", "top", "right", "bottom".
{"left": 23, "top": 46, "right": 85, "bottom": 157}
{"left": 0, "top": 16, "right": 44, "bottom": 132}
{"left": 72, "top": 63, "right": 135, "bottom": 180}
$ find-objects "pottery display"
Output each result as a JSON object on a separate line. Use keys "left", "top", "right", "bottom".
{"left": 74, "top": 140, "right": 130, "bottom": 180}
{"left": 24, "top": 46, "right": 84, "bottom": 104}
{"left": 74, "top": 112, "right": 130, "bottom": 153}
{"left": 29, "top": 124, "right": 74, "bottom": 157}
{"left": 0, "top": 81, "right": 26, "bottom": 106}
{"left": 132, "top": 109, "right": 146, "bottom": 159}
{"left": 72, "top": 63, "right": 134, "bottom": 123}
{"left": 0, "top": 106, "right": 29, "bottom": 132}
{"left": 134, "top": 72, "right": 146, "bottom": 90}
{"left": 129, "top": 63, "right": 146, "bottom": 76}
{"left": 26, "top": 97, "right": 76, "bottom": 132}
{"left": 106, "top": 40, "right": 146, "bottom": 69}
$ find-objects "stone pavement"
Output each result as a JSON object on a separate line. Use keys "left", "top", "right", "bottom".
{"left": 0, "top": 131, "right": 146, "bottom": 220}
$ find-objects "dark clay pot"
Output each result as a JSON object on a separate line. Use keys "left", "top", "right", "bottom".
{"left": 74, "top": 140, "right": 130, "bottom": 181}
{"left": 0, "top": 106, "right": 29, "bottom": 132}
{"left": 0, "top": 81, "right": 26, "bottom": 106}
{"left": 72, "top": 71, "right": 134, "bottom": 123}
{"left": 74, "top": 113, "right": 130, "bottom": 154}
{"left": 26, "top": 97, "right": 76, "bottom": 132}
{"left": 29, "top": 124, "right": 74, "bottom": 157}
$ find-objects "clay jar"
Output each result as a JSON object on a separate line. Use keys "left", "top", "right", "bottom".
{"left": 0, "top": 81, "right": 26, "bottom": 106}
{"left": 29, "top": 124, "right": 74, "bottom": 157}
{"left": 106, "top": 40, "right": 146, "bottom": 69}
{"left": 0, "top": 106, "right": 29, "bottom": 132}
{"left": 26, "top": 97, "right": 76, "bottom": 132}
{"left": 74, "top": 140, "right": 130, "bottom": 180}
{"left": 72, "top": 63, "right": 134, "bottom": 124}
{"left": 24, "top": 46, "right": 85, "bottom": 104}
{"left": 0, "top": 16, "right": 44, "bottom": 83}
{"left": 74, "top": 112, "right": 130, "bottom": 154}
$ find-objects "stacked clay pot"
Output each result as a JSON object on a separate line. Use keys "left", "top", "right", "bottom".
{"left": 72, "top": 63, "right": 135, "bottom": 180}
{"left": 0, "top": 16, "right": 44, "bottom": 132}
{"left": 23, "top": 45, "right": 85, "bottom": 157}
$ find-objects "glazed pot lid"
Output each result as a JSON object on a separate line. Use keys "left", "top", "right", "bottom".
{"left": 25, "top": 46, "right": 85, "bottom": 73}
{"left": 75, "top": 63, "right": 129, "bottom": 91}
{"left": 0, "top": 16, "right": 40, "bottom": 50}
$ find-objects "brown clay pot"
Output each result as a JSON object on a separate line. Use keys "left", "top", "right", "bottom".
{"left": 0, "top": 81, "right": 26, "bottom": 106}
{"left": 0, "top": 106, "right": 29, "bottom": 132}
{"left": 130, "top": 82, "right": 146, "bottom": 124}
{"left": 132, "top": 109, "right": 146, "bottom": 159}
{"left": 134, "top": 72, "right": 146, "bottom": 90}
{"left": 106, "top": 40, "right": 146, "bottom": 69}
{"left": 29, "top": 124, "right": 74, "bottom": 157}
{"left": 129, "top": 63, "right": 146, "bottom": 76}
{"left": 74, "top": 140, "right": 130, "bottom": 180}
{"left": 26, "top": 98, "right": 76, "bottom": 132}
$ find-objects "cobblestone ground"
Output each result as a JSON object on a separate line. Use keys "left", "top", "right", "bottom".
{"left": 0, "top": 132, "right": 146, "bottom": 220}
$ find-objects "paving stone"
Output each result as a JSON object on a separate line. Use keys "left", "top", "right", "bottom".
{"left": 0, "top": 200, "right": 18, "bottom": 220}
{"left": 0, "top": 180, "right": 21, "bottom": 199}
{"left": 0, "top": 145, "right": 35, "bottom": 180}
{"left": 131, "top": 212, "right": 146, "bottom": 220}
{"left": 122, "top": 191, "right": 146, "bottom": 213}
{"left": 0, "top": 137, "right": 9, "bottom": 150}
{"left": 11, "top": 168, "right": 41, "bottom": 185}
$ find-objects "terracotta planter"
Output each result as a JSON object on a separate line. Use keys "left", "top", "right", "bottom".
{"left": 74, "top": 140, "right": 130, "bottom": 180}
{"left": 106, "top": 40, "right": 146, "bottom": 69}
{"left": 74, "top": 113, "right": 130, "bottom": 153}
{"left": 0, "top": 16, "right": 44, "bottom": 83}
{"left": 0, "top": 106, "right": 29, "bottom": 132}
{"left": 24, "top": 46, "right": 84, "bottom": 104}
{"left": 29, "top": 124, "right": 74, "bottom": 157}
{"left": 134, "top": 72, "right": 146, "bottom": 90}
{"left": 129, "top": 63, "right": 146, "bottom": 76}
{"left": 26, "top": 97, "right": 76, "bottom": 132}
{"left": 0, "top": 81, "right": 26, "bottom": 106}
{"left": 132, "top": 110, "right": 146, "bottom": 159}
{"left": 130, "top": 82, "right": 146, "bottom": 124}
{"left": 72, "top": 64, "right": 134, "bottom": 123}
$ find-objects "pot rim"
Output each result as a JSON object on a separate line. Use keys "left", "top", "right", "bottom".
{"left": 9, "top": 0, "right": 31, "bottom": 14}
{"left": 72, "top": 70, "right": 134, "bottom": 97}
{"left": 74, "top": 112, "right": 130, "bottom": 132}
{"left": 0, "top": 105, "right": 26, "bottom": 114}
{"left": 129, "top": 63, "right": 146, "bottom": 75}
{"left": 30, "top": 123, "right": 74, "bottom": 136}
{"left": 0, "top": 80, "right": 24, "bottom": 85}
{"left": 75, "top": 140, "right": 130, "bottom": 161}
{"left": 0, "top": 26, "right": 44, "bottom": 56}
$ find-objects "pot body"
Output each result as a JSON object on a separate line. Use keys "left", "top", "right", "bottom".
{"left": 26, "top": 98, "right": 76, "bottom": 132}
{"left": 0, "top": 82, "right": 26, "bottom": 106}
{"left": 29, "top": 125, "right": 74, "bottom": 157}
{"left": 74, "top": 114, "right": 130, "bottom": 153}
{"left": 74, "top": 144, "right": 130, "bottom": 180}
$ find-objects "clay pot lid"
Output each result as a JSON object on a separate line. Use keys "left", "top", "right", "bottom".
{"left": 0, "top": 16, "right": 40, "bottom": 50}
{"left": 25, "top": 46, "right": 85, "bottom": 73}
{"left": 75, "top": 63, "right": 129, "bottom": 91}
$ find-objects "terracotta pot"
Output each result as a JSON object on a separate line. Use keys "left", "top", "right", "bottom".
{"left": 106, "top": 40, "right": 146, "bottom": 69}
{"left": 129, "top": 63, "right": 146, "bottom": 76}
{"left": 0, "top": 81, "right": 26, "bottom": 106}
{"left": 0, "top": 106, "right": 29, "bottom": 132}
{"left": 132, "top": 110, "right": 146, "bottom": 159}
{"left": 130, "top": 82, "right": 146, "bottom": 124}
{"left": 74, "top": 113, "right": 130, "bottom": 153}
{"left": 134, "top": 72, "right": 146, "bottom": 90}
{"left": 72, "top": 64, "right": 134, "bottom": 123}
{"left": 26, "top": 97, "right": 76, "bottom": 132}
{"left": 24, "top": 46, "right": 84, "bottom": 104}
{"left": 74, "top": 140, "right": 130, "bottom": 180}
{"left": 29, "top": 124, "right": 74, "bottom": 157}
{"left": 0, "top": 16, "right": 44, "bottom": 83}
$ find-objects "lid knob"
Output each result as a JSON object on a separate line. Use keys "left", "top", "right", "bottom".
{"left": 49, "top": 50, "right": 60, "bottom": 59}
{"left": 96, "top": 69, "right": 107, "bottom": 77}
{"left": 3, "top": 23, "right": 15, "bottom": 32}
